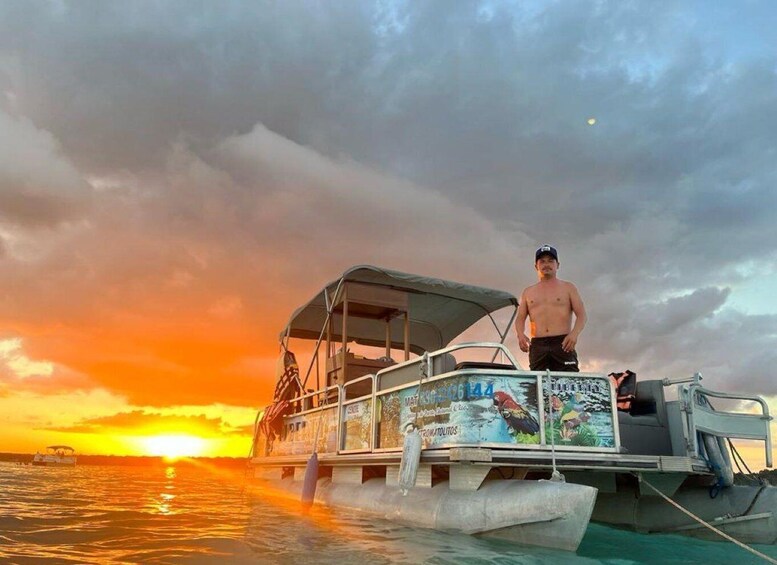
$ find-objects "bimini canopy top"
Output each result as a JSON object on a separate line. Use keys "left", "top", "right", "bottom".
{"left": 281, "top": 265, "right": 518, "bottom": 354}
{"left": 46, "top": 445, "right": 75, "bottom": 451}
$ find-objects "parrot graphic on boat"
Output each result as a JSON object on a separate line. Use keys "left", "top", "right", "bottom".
{"left": 493, "top": 391, "right": 540, "bottom": 436}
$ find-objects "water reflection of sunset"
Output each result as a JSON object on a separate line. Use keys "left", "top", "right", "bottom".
{"left": 148, "top": 466, "right": 178, "bottom": 515}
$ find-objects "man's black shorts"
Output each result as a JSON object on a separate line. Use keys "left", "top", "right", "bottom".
{"left": 529, "top": 335, "right": 579, "bottom": 372}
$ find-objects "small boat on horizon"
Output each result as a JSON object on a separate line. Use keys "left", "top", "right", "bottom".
{"left": 249, "top": 265, "right": 775, "bottom": 553}
{"left": 32, "top": 445, "right": 77, "bottom": 467}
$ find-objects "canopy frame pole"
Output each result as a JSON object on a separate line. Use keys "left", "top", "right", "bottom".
{"left": 281, "top": 322, "right": 292, "bottom": 353}
{"left": 320, "top": 288, "right": 333, "bottom": 392}
{"left": 385, "top": 318, "right": 391, "bottom": 359}
{"left": 403, "top": 311, "right": 410, "bottom": 361}
{"left": 300, "top": 278, "right": 345, "bottom": 390}
{"left": 341, "top": 288, "right": 348, "bottom": 386}
{"left": 490, "top": 305, "right": 518, "bottom": 362}
{"left": 324, "top": 318, "right": 330, "bottom": 390}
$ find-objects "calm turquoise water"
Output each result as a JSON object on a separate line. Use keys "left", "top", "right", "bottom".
{"left": 1, "top": 461, "right": 776, "bottom": 564}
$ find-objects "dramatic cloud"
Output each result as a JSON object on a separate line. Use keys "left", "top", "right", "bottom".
{"left": 0, "top": 110, "right": 91, "bottom": 228}
{"left": 45, "top": 410, "right": 243, "bottom": 437}
{"left": 0, "top": 1, "right": 776, "bottom": 448}
{"left": 0, "top": 122, "right": 530, "bottom": 408}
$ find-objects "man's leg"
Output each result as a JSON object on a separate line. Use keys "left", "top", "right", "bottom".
{"left": 529, "top": 341, "right": 550, "bottom": 371}
{"left": 549, "top": 343, "right": 579, "bottom": 372}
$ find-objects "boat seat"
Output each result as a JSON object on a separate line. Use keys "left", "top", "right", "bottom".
{"left": 432, "top": 353, "right": 457, "bottom": 375}
{"left": 455, "top": 361, "right": 515, "bottom": 371}
{"left": 378, "top": 360, "right": 423, "bottom": 390}
{"left": 327, "top": 351, "right": 393, "bottom": 398}
{"left": 617, "top": 380, "right": 672, "bottom": 455}
{"left": 631, "top": 380, "right": 668, "bottom": 424}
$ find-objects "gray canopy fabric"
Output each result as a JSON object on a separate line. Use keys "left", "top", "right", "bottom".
{"left": 281, "top": 265, "right": 518, "bottom": 354}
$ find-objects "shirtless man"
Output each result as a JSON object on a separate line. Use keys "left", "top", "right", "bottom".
{"left": 516, "top": 245, "right": 587, "bottom": 371}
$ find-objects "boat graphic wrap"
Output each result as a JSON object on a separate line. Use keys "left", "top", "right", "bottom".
{"left": 544, "top": 376, "right": 615, "bottom": 448}
{"left": 378, "top": 374, "right": 615, "bottom": 450}
{"left": 270, "top": 406, "right": 339, "bottom": 456}
{"left": 342, "top": 399, "right": 373, "bottom": 451}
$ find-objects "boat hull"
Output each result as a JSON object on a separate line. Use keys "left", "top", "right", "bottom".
{"left": 32, "top": 456, "right": 77, "bottom": 467}
{"left": 593, "top": 484, "right": 777, "bottom": 544}
{"left": 264, "top": 476, "right": 598, "bottom": 552}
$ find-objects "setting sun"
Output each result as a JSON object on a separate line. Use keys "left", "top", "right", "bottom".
{"left": 143, "top": 434, "right": 206, "bottom": 459}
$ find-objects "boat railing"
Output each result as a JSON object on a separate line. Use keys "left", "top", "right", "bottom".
{"left": 371, "top": 362, "right": 619, "bottom": 454}
{"left": 375, "top": 342, "right": 519, "bottom": 392}
{"left": 342, "top": 373, "right": 374, "bottom": 400}
{"left": 270, "top": 349, "right": 620, "bottom": 457}
{"left": 427, "top": 342, "right": 521, "bottom": 373}
{"left": 287, "top": 385, "right": 342, "bottom": 417}
{"left": 274, "top": 385, "right": 342, "bottom": 454}
{"left": 679, "top": 382, "right": 772, "bottom": 467}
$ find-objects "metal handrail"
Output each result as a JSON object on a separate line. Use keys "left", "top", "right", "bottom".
{"left": 428, "top": 341, "right": 520, "bottom": 369}
{"left": 688, "top": 384, "right": 771, "bottom": 417}
{"left": 681, "top": 382, "right": 773, "bottom": 467}
{"left": 284, "top": 385, "right": 341, "bottom": 418}
{"left": 369, "top": 365, "right": 619, "bottom": 454}
{"left": 341, "top": 373, "right": 376, "bottom": 404}
{"left": 374, "top": 365, "right": 520, "bottom": 398}
{"left": 278, "top": 349, "right": 621, "bottom": 457}
{"left": 373, "top": 342, "right": 519, "bottom": 381}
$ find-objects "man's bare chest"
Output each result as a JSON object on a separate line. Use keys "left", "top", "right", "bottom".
{"left": 526, "top": 289, "right": 570, "bottom": 311}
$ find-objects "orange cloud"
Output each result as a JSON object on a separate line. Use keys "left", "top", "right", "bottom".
{"left": 42, "top": 410, "right": 244, "bottom": 438}
{"left": 0, "top": 123, "right": 527, "bottom": 431}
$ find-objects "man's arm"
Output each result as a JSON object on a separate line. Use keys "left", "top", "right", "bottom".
{"left": 561, "top": 283, "right": 586, "bottom": 353}
{"left": 516, "top": 289, "right": 531, "bottom": 352}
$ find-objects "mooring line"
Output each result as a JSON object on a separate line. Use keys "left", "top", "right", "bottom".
{"left": 545, "top": 370, "right": 564, "bottom": 482}
{"left": 638, "top": 475, "right": 777, "bottom": 564}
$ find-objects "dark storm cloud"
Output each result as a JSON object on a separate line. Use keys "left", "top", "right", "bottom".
{"left": 0, "top": 1, "right": 378, "bottom": 172}
{"left": 0, "top": 0, "right": 776, "bottom": 400}
{"left": 0, "top": 111, "right": 91, "bottom": 227}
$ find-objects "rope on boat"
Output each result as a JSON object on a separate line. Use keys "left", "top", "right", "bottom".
{"left": 399, "top": 353, "right": 427, "bottom": 494}
{"left": 638, "top": 474, "right": 777, "bottom": 564}
{"left": 729, "top": 438, "right": 768, "bottom": 487}
{"left": 546, "top": 370, "right": 564, "bottom": 482}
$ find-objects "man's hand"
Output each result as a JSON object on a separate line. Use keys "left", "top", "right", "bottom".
{"left": 561, "top": 333, "right": 578, "bottom": 352}
{"left": 518, "top": 333, "right": 530, "bottom": 353}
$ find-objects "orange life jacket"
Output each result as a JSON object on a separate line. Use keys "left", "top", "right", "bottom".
{"left": 608, "top": 370, "right": 636, "bottom": 411}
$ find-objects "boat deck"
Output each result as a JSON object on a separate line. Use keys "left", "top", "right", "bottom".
{"left": 250, "top": 447, "right": 712, "bottom": 475}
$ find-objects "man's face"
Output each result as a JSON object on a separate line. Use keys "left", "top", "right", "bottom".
{"left": 535, "top": 255, "right": 558, "bottom": 277}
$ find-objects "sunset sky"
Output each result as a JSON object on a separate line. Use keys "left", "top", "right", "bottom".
{"left": 1, "top": 2, "right": 776, "bottom": 462}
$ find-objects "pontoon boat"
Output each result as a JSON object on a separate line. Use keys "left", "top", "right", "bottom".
{"left": 32, "top": 445, "right": 77, "bottom": 467}
{"left": 250, "top": 265, "right": 775, "bottom": 552}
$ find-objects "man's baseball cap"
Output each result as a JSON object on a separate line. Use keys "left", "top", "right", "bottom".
{"left": 535, "top": 244, "right": 558, "bottom": 262}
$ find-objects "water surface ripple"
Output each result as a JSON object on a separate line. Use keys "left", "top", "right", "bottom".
{"left": 1, "top": 462, "right": 776, "bottom": 564}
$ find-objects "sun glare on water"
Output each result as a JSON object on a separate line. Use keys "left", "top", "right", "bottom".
{"left": 143, "top": 434, "right": 206, "bottom": 460}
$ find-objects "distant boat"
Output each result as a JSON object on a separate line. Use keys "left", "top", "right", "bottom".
{"left": 32, "top": 445, "right": 77, "bottom": 467}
